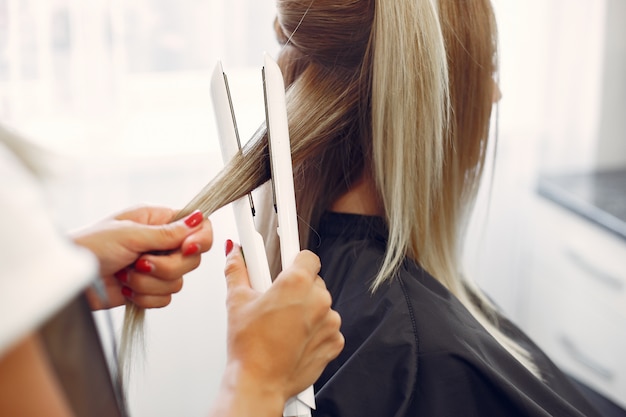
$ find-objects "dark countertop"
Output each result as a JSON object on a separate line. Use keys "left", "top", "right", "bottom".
{"left": 537, "top": 169, "right": 626, "bottom": 241}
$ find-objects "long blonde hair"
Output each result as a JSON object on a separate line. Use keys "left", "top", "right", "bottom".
{"left": 124, "top": 0, "right": 540, "bottom": 378}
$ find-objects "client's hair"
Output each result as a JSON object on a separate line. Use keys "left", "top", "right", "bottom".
{"left": 123, "top": 0, "right": 540, "bottom": 378}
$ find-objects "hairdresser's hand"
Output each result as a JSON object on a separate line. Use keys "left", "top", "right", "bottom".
{"left": 71, "top": 206, "right": 212, "bottom": 310}
{"left": 211, "top": 243, "right": 344, "bottom": 417}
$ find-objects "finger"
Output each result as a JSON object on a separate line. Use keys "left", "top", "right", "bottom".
{"left": 314, "top": 328, "right": 345, "bottom": 364}
{"left": 121, "top": 272, "right": 184, "bottom": 296}
{"left": 130, "top": 210, "right": 207, "bottom": 253}
{"left": 122, "top": 290, "right": 173, "bottom": 309}
{"left": 307, "top": 286, "right": 334, "bottom": 323}
{"left": 223, "top": 241, "right": 252, "bottom": 292}
{"left": 181, "top": 217, "right": 213, "bottom": 255}
{"left": 293, "top": 250, "right": 322, "bottom": 276}
{"left": 152, "top": 210, "right": 206, "bottom": 249}
{"left": 274, "top": 250, "right": 321, "bottom": 285}
{"left": 181, "top": 242, "right": 202, "bottom": 257}
{"left": 314, "top": 276, "right": 327, "bottom": 289}
{"left": 307, "top": 310, "right": 344, "bottom": 360}
{"left": 321, "top": 327, "right": 345, "bottom": 362}
{"left": 136, "top": 253, "right": 201, "bottom": 281}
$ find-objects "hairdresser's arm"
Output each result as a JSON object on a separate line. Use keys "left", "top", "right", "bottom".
{"left": 0, "top": 333, "right": 73, "bottom": 417}
{"left": 208, "top": 244, "right": 344, "bottom": 417}
{"left": 71, "top": 206, "right": 213, "bottom": 310}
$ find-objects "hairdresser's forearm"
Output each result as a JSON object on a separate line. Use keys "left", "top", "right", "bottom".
{"left": 208, "top": 362, "right": 285, "bottom": 417}
{"left": 0, "top": 333, "right": 75, "bottom": 417}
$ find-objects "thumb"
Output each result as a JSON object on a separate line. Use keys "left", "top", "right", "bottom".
{"left": 132, "top": 210, "right": 205, "bottom": 253}
{"left": 223, "top": 240, "right": 252, "bottom": 292}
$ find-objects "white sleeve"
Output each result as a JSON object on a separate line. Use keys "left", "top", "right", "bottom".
{"left": 0, "top": 128, "right": 97, "bottom": 357}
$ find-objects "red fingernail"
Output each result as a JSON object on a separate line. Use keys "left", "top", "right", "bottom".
{"left": 115, "top": 269, "right": 129, "bottom": 283}
{"left": 121, "top": 286, "right": 133, "bottom": 298}
{"left": 185, "top": 210, "right": 204, "bottom": 228}
{"left": 135, "top": 259, "right": 153, "bottom": 273}
{"left": 183, "top": 243, "right": 200, "bottom": 256}
{"left": 225, "top": 239, "right": 234, "bottom": 256}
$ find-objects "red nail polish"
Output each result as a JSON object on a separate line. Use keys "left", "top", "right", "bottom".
{"left": 183, "top": 243, "right": 200, "bottom": 256}
{"left": 225, "top": 239, "right": 234, "bottom": 256}
{"left": 185, "top": 210, "right": 204, "bottom": 228}
{"left": 135, "top": 259, "right": 153, "bottom": 273}
{"left": 115, "top": 269, "right": 129, "bottom": 283}
{"left": 121, "top": 286, "right": 133, "bottom": 298}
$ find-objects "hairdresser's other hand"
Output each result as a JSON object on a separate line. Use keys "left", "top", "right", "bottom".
{"left": 71, "top": 206, "right": 212, "bottom": 310}
{"left": 209, "top": 243, "right": 344, "bottom": 417}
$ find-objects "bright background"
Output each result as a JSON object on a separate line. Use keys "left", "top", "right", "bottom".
{"left": 1, "top": 1, "right": 624, "bottom": 415}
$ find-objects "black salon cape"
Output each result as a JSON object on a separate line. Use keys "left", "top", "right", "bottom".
{"left": 311, "top": 212, "right": 602, "bottom": 417}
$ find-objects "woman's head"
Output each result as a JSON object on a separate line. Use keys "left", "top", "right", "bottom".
{"left": 270, "top": 0, "right": 497, "bottom": 288}
{"left": 267, "top": 0, "right": 540, "bottom": 376}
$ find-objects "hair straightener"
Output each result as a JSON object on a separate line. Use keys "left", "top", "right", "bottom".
{"left": 210, "top": 53, "right": 315, "bottom": 417}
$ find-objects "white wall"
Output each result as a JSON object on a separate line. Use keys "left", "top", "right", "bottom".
{"left": 0, "top": 0, "right": 279, "bottom": 156}
{"left": 597, "top": 0, "right": 626, "bottom": 168}
{"left": 465, "top": 0, "right": 612, "bottom": 320}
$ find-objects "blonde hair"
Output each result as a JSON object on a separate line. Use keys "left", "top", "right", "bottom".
{"left": 124, "top": 0, "right": 540, "bottom": 378}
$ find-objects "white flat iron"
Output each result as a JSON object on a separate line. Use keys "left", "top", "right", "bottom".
{"left": 210, "top": 53, "right": 315, "bottom": 417}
